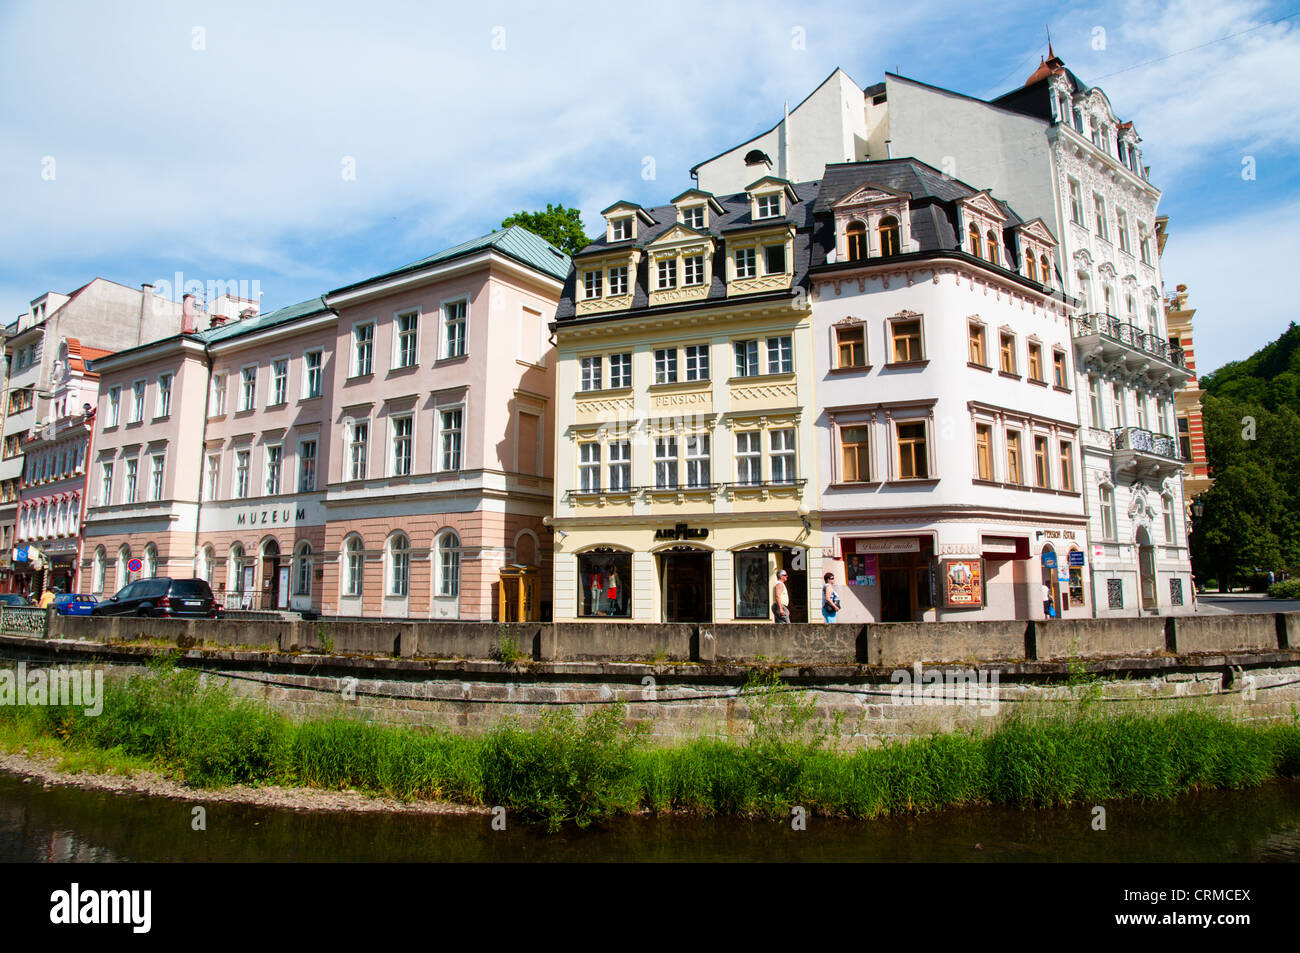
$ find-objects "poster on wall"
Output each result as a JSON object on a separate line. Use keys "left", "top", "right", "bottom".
{"left": 940, "top": 558, "right": 985, "bottom": 608}
{"left": 844, "top": 552, "right": 878, "bottom": 586}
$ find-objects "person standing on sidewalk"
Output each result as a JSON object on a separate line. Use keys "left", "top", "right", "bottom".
{"left": 821, "top": 572, "right": 841, "bottom": 623}
{"left": 772, "top": 569, "right": 791, "bottom": 624}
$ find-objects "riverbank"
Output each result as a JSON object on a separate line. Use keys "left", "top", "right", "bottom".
{"left": 4, "top": 663, "right": 1300, "bottom": 830}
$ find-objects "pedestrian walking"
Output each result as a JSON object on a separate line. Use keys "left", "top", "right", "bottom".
{"left": 821, "top": 572, "right": 841, "bottom": 623}
{"left": 772, "top": 569, "right": 791, "bottom": 624}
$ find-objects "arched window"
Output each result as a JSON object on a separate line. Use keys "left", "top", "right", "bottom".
{"left": 387, "top": 533, "right": 410, "bottom": 597}
{"left": 92, "top": 546, "right": 106, "bottom": 594}
{"left": 1103, "top": 284, "right": 1115, "bottom": 317}
{"left": 1040, "top": 255, "right": 1051, "bottom": 286}
{"left": 117, "top": 545, "right": 132, "bottom": 589}
{"left": 986, "top": 230, "right": 999, "bottom": 265}
{"left": 343, "top": 536, "right": 364, "bottom": 597}
{"left": 1026, "top": 256, "right": 1037, "bottom": 282}
{"left": 437, "top": 531, "right": 461, "bottom": 597}
{"left": 229, "top": 543, "right": 245, "bottom": 593}
{"left": 293, "top": 542, "right": 312, "bottom": 596}
{"left": 968, "top": 224, "right": 981, "bottom": 258}
{"left": 198, "top": 545, "right": 214, "bottom": 583}
{"left": 143, "top": 543, "right": 157, "bottom": 578}
{"left": 877, "top": 216, "right": 900, "bottom": 257}
{"left": 846, "top": 220, "right": 867, "bottom": 261}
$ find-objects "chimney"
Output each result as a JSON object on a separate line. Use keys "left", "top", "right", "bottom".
{"left": 182, "top": 293, "right": 197, "bottom": 334}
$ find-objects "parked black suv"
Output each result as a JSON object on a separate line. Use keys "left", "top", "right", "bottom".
{"left": 91, "top": 577, "right": 220, "bottom": 618}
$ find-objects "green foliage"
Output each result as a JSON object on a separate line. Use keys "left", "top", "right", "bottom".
{"left": 491, "top": 627, "right": 527, "bottom": 666}
{"left": 1268, "top": 577, "right": 1300, "bottom": 599}
{"left": 500, "top": 204, "right": 588, "bottom": 256}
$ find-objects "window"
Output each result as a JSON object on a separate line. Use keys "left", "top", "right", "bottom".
{"left": 124, "top": 458, "right": 138, "bottom": 503}
{"left": 609, "top": 352, "right": 632, "bottom": 389}
{"left": 1059, "top": 440, "right": 1075, "bottom": 491}
{"left": 1111, "top": 383, "right": 1125, "bottom": 426}
{"left": 999, "top": 332, "right": 1017, "bottom": 375}
{"left": 975, "top": 424, "right": 993, "bottom": 481}
{"left": 685, "top": 434, "right": 710, "bottom": 488}
{"left": 240, "top": 367, "right": 256, "bottom": 411}
{"left": 968, "top": 323, "right": 987, "bottom": 366}
{"left": 654, "top": 348, "right": 678, "bottom": 384}
{"left": 143, "top": 543, "right": 157, "bottom": 578}
{"left": 93, "top": 547, "right": 105, "bottom": 594}
{"left": 209, "top": 376, "right": 226, "bottom": 415}
{"left": 656, "top": 258, "right": 677, "bottom": 290}
{"left": 756, "top": 193, "right": 780, "bottom": 218}
{"left": 736, "top": 432, "right": 761, "bottom": 484}
{"left": 578, "top": 550, "right": 631, "bottom": 617}
{"left": 438, "top": 533, "right": 461, "bottom": 597}
{"left": 608, "top": 265, "right": 628, "bottom": 297}
{"left": 878, "top": 216, "right": 900, "bottom": 256}
{"left": 837, "top": 326, "right": 866, "bottom": 368}
{"left": 763, "top": 244, "right": 786, "bottom": 275}
{"left": 734, "top": 247, "right": 756, "bottom": 279}
{"left": 303, "top": 351, "right": 323, "bottom": 398}
{"left": 985, "top": 230, "right": 999, "bottom": 265}
{"left": 608, "top": 440, "right": 631, "bottom": 491}
{"left": 1093, "top": 193, "right": 1108, "bottom": 240}
{"left": 1033, "top": 436, "right": 1050, "bottom": 487}
{"left": 235, "top": 450, "right": 250, "bottom": 498}
{"left": 578, "top": 442, "right": 600, "bottom": 492}
{"left": 682, "top": 206, "right": 705, "bottom": 229}
{"left": 1100, "top": 484, "right": 1117, "bottom": 538}
{"left": 770, "top": 429, "right": 796, "bottom": 483}
{"left": 1178, "top": 417, "right": 1192, "bottom": 460}
{"left": 267, "top": 359, "right": 286, "bottom": 405}
{"left": 349, "top": 422, "right": 368, "bottom": 480}
{"left": 968, "top": 223, "right": 981, "bottom": 257}
{"left": 1027, "top": 256, "right": 1038, "bottom": 282}
{"left": 766, "top": 336, "right": 793, "bottom": 374}
{"left": 260, "top": 445, "right": 280, "bottom": 495}
{"left": 1069, "top": 178, "right": 1083, "bottom": 224}
{"left": 847, "top": 221, "right": 867, "bottom": 261}
{"left": 580, "top": 356, "right": 602, "bottom": 391}
{"left": 107, "top": 386, "right": 121, "bottom": 427}
{"left": 391, "top": 416, "right": 413, "bottom": 476}
{"left": 654, "top": 436, "right": 678, "bottom": 489}
{"left": 205, "top": 454, "right": 220, "bottom": 501}
{"left": 395, "top": 312, "right": 419, "bottom": 368}
{"left": 685, "top": 344, "right": 710, "bottom": 381}
{"left": 1116, "top": 208, "right": 1130, "bottom": 253}
{"left": 1103, "top": 284, "right": 1115, "bottom": 317}
{"left": 343, "top": 536, "right": 363, "bottom": 596}
{"left": 1163, "top": 494, "right": 1176, "bottom": 543}
{"left": 841, "top": 426, "right": 870, "bottom": 482}
{"left": 353, "top": 323, "right": 374, "bottom": 375}
{"left": 1053, "top": 350, "right": 1068, "bottom": 388}
{"left": 1006, "top": 431, "right": 1023, "bottom": 485}
{"left": 155, "top": 374, "right": 172, "bottom": 417}
{"left": 1040, "top": 255, "right": 1051, "bottom": 286}
{"left": 1089, "top": 376, "right": 1103, "bottom": 425}
{"left": 683, "top": 254, "right": 705, "bottom": 286}
{"left": 610, "top": 217, "right": 632, "bottom": 241}
{"left": 439, "top": 408, "right": 462, "bottom": 471}
{"left": 1139, "top": 230, "right": 1152, "bottom": 265}
{"left": 388, "top": 534, "right": 410, "bottom": 597}
{"left": 1027, "top": 342, "right": 1044, "bottom": 382}
{"left": 897, "top": 422, "right": 928, "bottom": 479}
{"left": 891, "top": 319, "right": 922, "bottom": 363}
{"left": 734, "top": 339, "right": 759, "bottom": 377}
{"left": 583, "top": 270, "right": 603, "bottom": 299}
{"left": 298, "top": 439, "right": 317, "bottom": 492}
{"left": 131, "top": 380, "right": 145, "bottom": 422}
{"left": 150, "top": 454, "right": 165, "bottom": 501}
{"left": 293, "top": 543, "right": 311, "bottom": 596}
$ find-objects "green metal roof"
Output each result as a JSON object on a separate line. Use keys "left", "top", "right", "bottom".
{"left": 328, "top": 225, "right": 571, "bottom": 295}
{"left": 197, "top": 296, "right": 330, "bottom": 345}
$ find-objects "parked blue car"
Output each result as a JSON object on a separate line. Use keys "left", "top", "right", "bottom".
{"left": 53, "top": 592, "right": 98, "bottom": 616}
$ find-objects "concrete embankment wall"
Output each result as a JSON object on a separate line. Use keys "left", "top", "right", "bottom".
{"left": 1, "top": 610, "right": 1298, "bottom": 748}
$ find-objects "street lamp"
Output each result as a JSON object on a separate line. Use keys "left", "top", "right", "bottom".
{"left": 1190, "top": 498, "right": 1205, "bottom": 522}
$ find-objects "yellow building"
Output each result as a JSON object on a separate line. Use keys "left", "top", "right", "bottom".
{"left": 551, "top": 182, "right": 821, "bottom": 622}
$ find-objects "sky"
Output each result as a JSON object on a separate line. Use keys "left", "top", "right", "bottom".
{"left": 1, "top": 0, "right": 1297, "bottom": 374}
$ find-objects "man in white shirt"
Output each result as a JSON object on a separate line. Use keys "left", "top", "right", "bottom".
{"left": 773, "top": 569, "right": 791, "bottom": 623}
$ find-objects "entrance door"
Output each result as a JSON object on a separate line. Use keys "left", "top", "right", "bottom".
{"left": 881, "top": 569, "right": 911, "bottom": 622}
{"left": 1137, "top": 532, "right": 1157, "bottom": 610}
{"left": 660, "top": 551, "right": 712, "bottom": 623}
{"left": 262, "top": 541, "right": 280, "bottom": 611}
{"left": 782, "top": 551, "right": 808, "bottom": 623}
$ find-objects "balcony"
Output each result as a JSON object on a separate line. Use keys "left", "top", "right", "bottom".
{"left": 1072, "top": 314, "right": 1193, "bottom": 390}
{"left": 1111, "top": 426, "right": 1184, "bottom": 479}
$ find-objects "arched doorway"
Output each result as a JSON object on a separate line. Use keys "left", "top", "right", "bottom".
{"left": 261, "top": 538, "right": 281, "bottom": 610}
{"left": 1136, "top": 526, "right": 1157, "bottom": 611}
{"left": 1040, "top": 544, "right": 1060, "bottom": 618}
{"left": 732, "top": 543, "right": 808, "bottom": 622}
{"left": 657, "top": 545, "right": 712, "bottom": 623}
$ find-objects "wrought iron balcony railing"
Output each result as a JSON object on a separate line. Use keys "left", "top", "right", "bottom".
{"left": 1111, "top": 426, "right": 1181, "bottom": 460}
{"left": 1074, "top": 313, "right": 1186, "bottom": 368}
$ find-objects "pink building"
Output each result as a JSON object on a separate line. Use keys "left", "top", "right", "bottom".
{"left": 83, "top": 227, "right": 567, "bottom": 618}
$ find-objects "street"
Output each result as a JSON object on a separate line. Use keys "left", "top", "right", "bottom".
{"left": 1193, "top": 593, "right": 1300, "bottom": 615}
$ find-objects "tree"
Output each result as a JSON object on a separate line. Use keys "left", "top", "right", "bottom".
{"left": 500, "top": 204, "right": 589, "bottom": 257}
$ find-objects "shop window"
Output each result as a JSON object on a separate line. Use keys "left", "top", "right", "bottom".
{"left": 733, "top": 551, "right": 770, "bottom": 619}
{"left": 578, "top": 550, "right": 631, "bottom": 618}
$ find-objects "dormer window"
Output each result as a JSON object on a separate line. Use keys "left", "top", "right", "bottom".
{"left": 583, "top": 270, "right": 603, "bottom": 300}
{"left": 878, "top": 216, "right": 900, "bottom": 256}
{"left": 681, "top": 206, "right": 706, "bottom": 230}
{"left": 847, "top": 221, "right": 867, "bottom": 261}
{"left": 1027, "top": 257, "right": 1038, "bottom": 282}
{"left": 985, "top": 230, "right": 999, "bottom": 265}
{"left": 610, "top": 217, "right": 633, "bottom": 241}
{"left": 656, "top": 258, "right": 677, "bottom": 290}
{"left": 763, "top": 244, "right": 786, "bottom": 275}
{"left": 968, "top": 224, "right": 981, "bottom": 258}
{"left": 1040, "top": 255, "right": 1051, "bottom": 286}
{"left": 756, "top": 194, "right": 781, "bottom": 219}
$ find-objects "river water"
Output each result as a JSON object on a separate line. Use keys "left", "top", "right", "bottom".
{"left": 2, "top": 772, "right": 1298, "bottom": 862}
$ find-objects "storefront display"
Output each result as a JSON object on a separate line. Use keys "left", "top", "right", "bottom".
{"left": 577, "top": 549, "right": 631, "bottom": 617}
{"left": 940, "top": 558, "right": 984, "bottom": 608}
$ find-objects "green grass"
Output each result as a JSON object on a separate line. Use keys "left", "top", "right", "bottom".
{"left": 1, "top": 662, "right": 1298, "bottom": 829}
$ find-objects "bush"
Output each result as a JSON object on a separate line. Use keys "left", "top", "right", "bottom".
{"left": 1268, "top": 577, "right": 1300, "bottom": 599}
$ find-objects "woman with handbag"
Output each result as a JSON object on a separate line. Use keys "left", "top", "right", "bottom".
{"left": 821, "top": 572, "right": 842, "bottom": 623}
